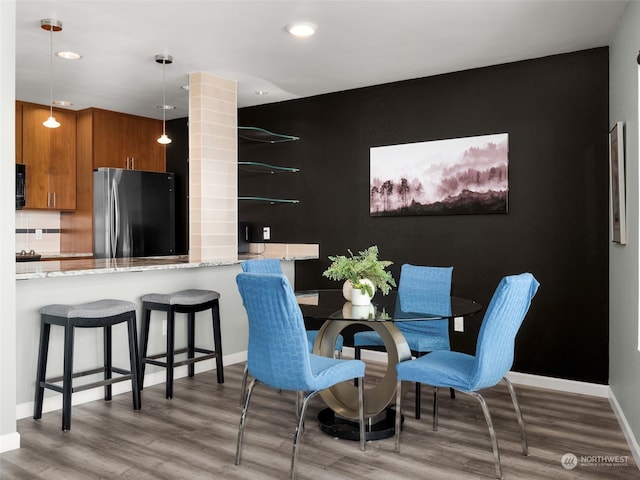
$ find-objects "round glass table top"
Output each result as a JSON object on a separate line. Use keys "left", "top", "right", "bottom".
{"left": 295, "top": 289, "right": 482, "bottom": 322}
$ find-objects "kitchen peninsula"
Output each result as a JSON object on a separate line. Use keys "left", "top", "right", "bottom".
{"left": 15, "top": 243, "right": 318, "bottom": 420}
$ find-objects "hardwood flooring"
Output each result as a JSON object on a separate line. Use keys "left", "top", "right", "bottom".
{"left": 1, "top": 362, "right": 638, "bottom": 479}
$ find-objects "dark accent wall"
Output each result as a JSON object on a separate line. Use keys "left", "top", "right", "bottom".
{"left": 239, "top": 48, "right": 610, "bottom": 384}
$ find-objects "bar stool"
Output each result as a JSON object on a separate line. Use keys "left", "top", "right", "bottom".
{"left": 33, "top": 299, "right": 141, "bottom": 432}
{"left": 139, "top": 289, "right": 224, "bottom": 399}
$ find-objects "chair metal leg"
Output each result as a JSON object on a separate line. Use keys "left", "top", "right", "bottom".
{"left": 432, "top": 386, "right": 439, "bottom": 431}
{"left": 503, "top": 376, "right": 528, "bottom": 456}
{"left": 394, "top": 379, "right": 403, "bottom": 453}
{"left": 415, "top": 381, "right": 421, "bottom": 419}
{"left": 291, "top": 390, "right": 319, "bottom": 480}
{"left": 468, "top": 391, "right": 503, "bottom": 479}
{"left": 235, "top": 378, "right": 258, "bottom": 466}
{"left": 240, "top": 364, "right": 249, "bottom": 404}
{"left": 187, "top": 312, "right": 195, "bottom": 377}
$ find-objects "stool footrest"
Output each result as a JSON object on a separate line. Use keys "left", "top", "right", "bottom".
{"left": 142, "top": 347, "right": 218, "bottom": 368}
{"left": 41, "top": 370, "right": 134, "bottom": 394}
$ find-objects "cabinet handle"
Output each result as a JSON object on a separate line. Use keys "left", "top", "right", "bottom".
{"left": 47, "top": 192, "right": 50, "bottom": 207}
{"left": 53, "top": 192, "right": 56, "bottom": 207}
{"left": 125, "top": 157, "right": 129, "bottom": 169}
{"left": 131, "top": 157, "right": 135, "bottom": 170}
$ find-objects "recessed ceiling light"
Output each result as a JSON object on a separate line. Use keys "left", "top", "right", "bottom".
{"left": 52, "top": 100, "right": 72, "bottom": 106}
{"left": 254, "top": 90, "right": 269, "bottom": 96}
{"left": 286, "top": 21, "right": 317, "bottom": 38}
{"left": 181, "top": 84, "right": 189, "bottom": 91}
{"left": 56, "top": 51, "right": 81, "bottom": 60}
{"left": 157, "top": 104, "right": 176, "bottom": 110}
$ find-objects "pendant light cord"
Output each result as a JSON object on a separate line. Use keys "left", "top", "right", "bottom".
{"left": 48, "top": 25, "right": 54, "bottom": 117}
{"left": 162, "top": 60, "right": 167, "bottom": 135}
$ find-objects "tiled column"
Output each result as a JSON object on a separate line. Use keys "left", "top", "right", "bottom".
{"left": 188, "top": 72, "right": 237, "bottom": 261}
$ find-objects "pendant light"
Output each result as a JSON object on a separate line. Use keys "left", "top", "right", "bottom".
{"left": 41, "top": 19, "right": 62, "bottom": 129}
{"left": 155, "top": 54, "right": 173, "bottom": 145}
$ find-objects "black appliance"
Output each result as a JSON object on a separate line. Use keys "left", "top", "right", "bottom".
{"left": 238, "top": 222, "right": 251, "bottom": 254}
{"left": 16, "top": 164, "right": 25, "bottom": 209}
{"left": 93, "top": 168, "right": 176, "bottom": 258}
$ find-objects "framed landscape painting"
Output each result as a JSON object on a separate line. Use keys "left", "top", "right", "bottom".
{"left": 370, "top": 133, "right": 509, "bottom": 216}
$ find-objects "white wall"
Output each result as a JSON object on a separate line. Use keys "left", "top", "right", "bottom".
{"left": 609, "top": 0, "right": 640, "bottom": 455}
{"left": 0, "top": 0, "right": 18, "bottom": 452}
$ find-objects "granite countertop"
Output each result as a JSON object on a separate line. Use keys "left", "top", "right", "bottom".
{"left": 16, "top": 243, "right": 319, "bottom": 280}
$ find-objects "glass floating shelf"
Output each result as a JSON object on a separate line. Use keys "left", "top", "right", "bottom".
{"left": 238, "top": 196, "right": 300, "bottom": 205}
{"left": 238, "top": 126, "right": 300, "bottom": 143}
{"left": 238, "top": 161, "right": 300, "bottom": 174}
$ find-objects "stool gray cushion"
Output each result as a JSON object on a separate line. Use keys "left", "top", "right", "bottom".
{"left": 40, "top": 299, "right": 137, "bottom": 319}
{"left": 141, "top": 289, "right": 220, "bottom": 306}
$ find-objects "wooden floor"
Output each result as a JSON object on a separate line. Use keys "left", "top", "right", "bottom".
{"left": 1, "top": 362, "right": 638, "bottom": 480}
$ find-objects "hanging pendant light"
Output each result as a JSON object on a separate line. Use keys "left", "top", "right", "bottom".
{"left": 41, "top": 19, "right": 62, "bottom": 129}
{"left": 155, "top": 54, "right": 173, "bottom": 145}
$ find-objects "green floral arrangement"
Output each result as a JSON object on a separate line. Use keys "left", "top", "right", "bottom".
{"left": 322, "top": 245, "right": 396, "bottom": 296}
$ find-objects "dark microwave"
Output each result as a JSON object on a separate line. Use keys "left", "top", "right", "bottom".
{"left": 16, "top": 164, "right": 25, "bottom": 209}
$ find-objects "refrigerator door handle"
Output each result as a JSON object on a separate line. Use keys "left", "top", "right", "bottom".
{"left": 110, "top": 178, "right": 120, "bottom": 258}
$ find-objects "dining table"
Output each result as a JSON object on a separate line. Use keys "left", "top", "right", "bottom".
{"left": 295, "top": 289, "right": 482, "bottom": 440}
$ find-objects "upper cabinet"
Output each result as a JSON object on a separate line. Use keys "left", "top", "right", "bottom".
{"left": 18, "top": 102, "right": 77, "bottom": 210}
{"left": 82, "top": 108, "right": 166, "bottom": 172}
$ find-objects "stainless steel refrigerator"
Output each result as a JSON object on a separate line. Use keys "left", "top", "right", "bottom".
{"left": 94, "top": 168, "right": 176, "bottom": 258}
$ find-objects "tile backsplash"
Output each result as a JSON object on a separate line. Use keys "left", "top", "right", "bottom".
{"left": 15, "top": 210, "right": 60, "bottom": 255}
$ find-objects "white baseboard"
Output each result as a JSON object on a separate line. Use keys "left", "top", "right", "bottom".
{"left": 505, "top": 371, "right": 610, "bottom": 397}
{"left": 608, "top": 389, "right": 640, "bottom": 469}
{"left": 0, "top": 432, "right": 20, "bottom": 453}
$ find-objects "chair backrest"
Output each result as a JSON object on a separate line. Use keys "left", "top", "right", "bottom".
{"left": 396, "top": 264, "right": 453, "bottom": 337}
{"left": 470, "top": 272, "right": 540, "bottom": 390}
{"left": 236, "top": 272, "right": 314, "bottom": 391}
{"left": 241, "top": 258, "right": 283, "bottom": 274}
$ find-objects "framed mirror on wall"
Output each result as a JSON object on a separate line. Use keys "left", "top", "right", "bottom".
{"left": 609, "top": 121, "right": 626, "bottom": 245}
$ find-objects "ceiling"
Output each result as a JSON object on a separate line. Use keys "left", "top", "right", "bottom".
{"left": 15, "top": 0, "right": 627, "bottom": 122}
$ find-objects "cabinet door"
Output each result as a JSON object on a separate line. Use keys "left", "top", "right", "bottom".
{"left": 49, "top": 109, "right": 77, "bottom": 210}
{"left": 21, "top": 104, "right": 76, "bottom": 210}
{"left": 21, "top": 105, "right": 52, "bottom": 208}
{"left": 126, "top": 115, "right": 165, "bottom": 171}
{"left": 92, "top": 109, "right": 129, "bottom": 169}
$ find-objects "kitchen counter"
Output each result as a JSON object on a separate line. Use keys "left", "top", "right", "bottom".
{"left": 16, "top": 243, "right": 319, "bottom": 280}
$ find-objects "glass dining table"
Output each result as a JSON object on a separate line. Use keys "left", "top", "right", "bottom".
{"left": 295, "top": 289, "right": 482, "bottom": 440}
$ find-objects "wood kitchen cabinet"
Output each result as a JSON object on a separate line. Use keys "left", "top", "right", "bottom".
{"left": 20, "top": 103, "right": 76, "bottom": 210}
{"left": 60, "top": 108, "right": 166, "bottom": 254}
{"left": 89, "top": 108, "right": 166, "bottom": 172}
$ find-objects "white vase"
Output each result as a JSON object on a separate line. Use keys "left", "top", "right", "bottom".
{"left": 342, "top": 280, "right": 353, "bottom": 301}
{"left": 351, "top": 279, "right": 375, "bottom": 306}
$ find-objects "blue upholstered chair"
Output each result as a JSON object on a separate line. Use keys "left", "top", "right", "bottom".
{"left": 394, "top": 272, "right": 540, "bottom": 479}
{"left": 354, "top": 264, "right": 454, "bottom": 418}
{"left": 241, "top": 259, "right": 343, "bottom": 351}
{"left": 235, "top": 272, "right": 366, "bottom": 480}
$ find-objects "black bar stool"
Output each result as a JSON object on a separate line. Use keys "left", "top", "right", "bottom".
{"left": 139, "top": 289, "right": 224, "bottom": 399}
{"left": 33, "top": 299, "right": 141, "bottom": 432}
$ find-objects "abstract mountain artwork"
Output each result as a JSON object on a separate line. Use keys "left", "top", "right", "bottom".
{"left": 370, "top": 133, "right": 509, "bottom": 216}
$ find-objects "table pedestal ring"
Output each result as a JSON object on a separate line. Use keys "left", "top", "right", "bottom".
{"left": 313, "top": 319, "right": 412, "bottom": 440}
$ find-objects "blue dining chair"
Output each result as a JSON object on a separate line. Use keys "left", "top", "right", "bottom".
{"left": 239, "top": 259, "right": 345, "bottom": 403}
{"left": 394, "top": 272, "right": 540, "bottom": 479}
{"left": 353, "top": 264, "right": 454, "bottom": 418}
{"left": 241, "top": 258, "right": 343, "bottom": 352}
{"left": 235, "top": 272, "right": 366, "bottom": 480}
